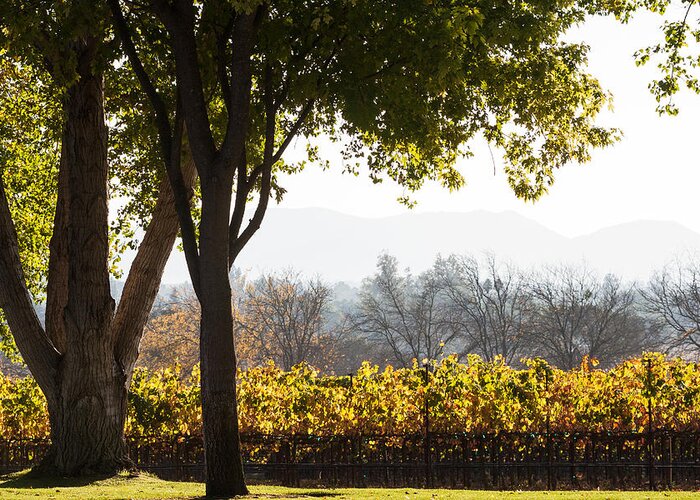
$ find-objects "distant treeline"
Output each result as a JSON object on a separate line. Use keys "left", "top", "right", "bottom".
{"left": 136, "top": 253, "right": 700, "bottom": 375}
{"left": 4, "top": 253, "right": 696, "bottom": 378}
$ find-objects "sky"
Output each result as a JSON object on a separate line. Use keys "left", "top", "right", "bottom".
{"left": 272, "top": 11, "right": 700, "bottom": 239}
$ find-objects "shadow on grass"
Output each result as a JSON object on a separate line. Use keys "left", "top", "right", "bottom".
{"left": 0, "top": 469, "right": 135, "bottom": 489}
{"left": 236, "top": 495, "right": 341, "bottom": 499}
{"left": 180, "top": 490, "right": 342, "bottom": 499}
{"left": 184, "top": 492, "right": 342, "bottom": 499}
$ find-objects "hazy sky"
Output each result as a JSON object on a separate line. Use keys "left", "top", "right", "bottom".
{"left": 273, "top": 11, "right": 700, "bottom": 238}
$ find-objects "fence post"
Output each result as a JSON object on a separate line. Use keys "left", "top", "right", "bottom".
{"left": 644, "top": 357, "right": 654, "bottom": 491}
{"left": 423, "top": 363, "right": 432, "bottom": 489}
{"left": 545, "top": 370, "right": 552, "bottom": 490}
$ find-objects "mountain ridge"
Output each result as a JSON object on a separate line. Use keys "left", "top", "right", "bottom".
{"left": 141, "top": 208, "right": 700, "bottom": 284}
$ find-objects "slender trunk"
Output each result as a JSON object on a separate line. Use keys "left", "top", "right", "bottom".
{"left": 199, "top": 180, "right": 247, "bottom": 496}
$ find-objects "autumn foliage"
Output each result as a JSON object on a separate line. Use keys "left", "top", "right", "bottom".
{"left": 1, "top": 353, "right": 700, "bottom": 440}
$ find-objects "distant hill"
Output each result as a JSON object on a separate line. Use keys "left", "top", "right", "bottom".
{"left": 124, "top": 208, "right": 700, "bottom": 284}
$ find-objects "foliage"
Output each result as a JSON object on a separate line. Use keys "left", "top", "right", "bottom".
{"left": 138, "top": 288, "right": 201, "bottom": 374}
{"left": 126, "top": 364, "right": 201, "bottom": 437}
{"left": 4, "top": 354, "right": 700, "bottom": 439}
{"left": 618, "top": 0, "right": 700, "bottom": 114}
{"left": 0, "top": 371, "right": 50, "bottom": 439}
{"left": 109, "top": 0, "right": 622, "bottom": 219}
{"left": 0, "top": 54, "right": 60, "bottom": 360}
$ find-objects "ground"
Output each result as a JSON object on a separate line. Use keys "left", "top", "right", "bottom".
{"left": 0, "top": 471, "right": 697, "bottom": 499}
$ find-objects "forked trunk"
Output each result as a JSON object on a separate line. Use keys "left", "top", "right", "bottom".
{"left": 0, "top": 32, "right": 196, "bottom": 477}
{"left": 199, "top": 181, "right": 248, "bottom": 496}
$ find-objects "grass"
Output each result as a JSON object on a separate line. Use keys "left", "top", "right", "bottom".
{"left": 0, "top": 471, "right": 699, "bottom": 499}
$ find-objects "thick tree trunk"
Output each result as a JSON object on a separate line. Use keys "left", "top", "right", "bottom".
{"left": 36, "top": 37, "right": 127, "bottom": 475}
{"left": 199, "top": 181, "right": 248, "bottom": 497}
{"left": 43, "top": 366, "right": 130, "bottom": 474}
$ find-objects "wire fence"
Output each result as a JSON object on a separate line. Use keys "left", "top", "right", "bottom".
{"left": 1, "top": 430, "right": 700, "bottom": 489}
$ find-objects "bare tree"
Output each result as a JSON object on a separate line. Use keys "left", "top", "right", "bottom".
{"left": 641, "top": 260, "right": 700, "bottom": 355}
{"left": 354, "top": 255, "right": 458, "bottom": 367}
{"left": 435, "top": 254, "right": 533, "bottom": 364}
{"left": 139, "top": 286, "right": 199, "bottom": 373}
{"left": 530, "top": 265, "right": 650, "bottom": 369}
{"left": 236, "top": 271, "right": 338, "bottom": 371}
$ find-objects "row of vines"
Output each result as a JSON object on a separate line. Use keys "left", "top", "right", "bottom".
{"left": 1, "top": 353, "right": 699, "bottom": 439}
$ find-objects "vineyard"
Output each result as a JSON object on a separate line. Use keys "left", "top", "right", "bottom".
{"left": 0, "top": 353, "right": 698, "bottom": 439}
{"left": 3, "top": 353, "right": 700, "bottom": 489}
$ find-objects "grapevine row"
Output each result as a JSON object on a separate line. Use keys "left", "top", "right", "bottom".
{"left": 0, "top": 353, "right": 697, "bottom": 440}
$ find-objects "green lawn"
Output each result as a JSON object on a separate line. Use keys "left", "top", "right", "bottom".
{"left": 0, "top": 471, "right": 698, "bottom": 499}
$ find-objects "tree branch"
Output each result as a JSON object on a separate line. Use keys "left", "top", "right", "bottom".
{"left": 219, "top": 11, "right": 258, "bottom": 169}
{"left": 113, "top": 153, "right": 198, "bottom": 379}
{"left": 271, "top": 99, "right": 315, "bottom": 166}
{"left": 216, "top": 16, "right": 235, "bottom": 115}
{"left": 228, "top": 150, "right": 248, "bottom": 257}
{"left": 169, "top": 98, "right": 202, "bottom": 295}
{"left": 152, "top": 0, "right": 217, "bottom": 170}
{"left": 229, "top": 63, "right": 274, "bottom": 266}
{"left": 0, "top": 171, "right": 59, "bottom": 396}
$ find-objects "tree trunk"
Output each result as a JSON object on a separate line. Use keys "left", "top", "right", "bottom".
{"left": 34, "top": 37, "right": 126, "bottom": 474}
{"left": 199, "top": 180, "right": 248, "bottom": 496}
{"left": 43, "top": 365, "right": 130, "bottom": 474}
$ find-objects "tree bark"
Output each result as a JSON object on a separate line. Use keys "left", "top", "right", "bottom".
{"left": 199, "top": 179, "right": 247, "bottom": 497}
{"left": 34, "top": 36, "right": 123, "bottom": 474}
{"left": 0, "top": 170, "right": 59, "bottom": 398}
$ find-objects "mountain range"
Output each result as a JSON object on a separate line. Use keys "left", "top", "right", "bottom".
{"left": 135, "top": 208, "right": 700, "bottom": 285}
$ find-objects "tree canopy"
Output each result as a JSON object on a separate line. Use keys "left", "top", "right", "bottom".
{"left": 114, "top": 0, "right": 619, "bottom": 207}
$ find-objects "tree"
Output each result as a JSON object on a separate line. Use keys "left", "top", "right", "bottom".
{"left": 236, "top": 271, "right": 339, "bottom": 371}
{"left": 139, "top": 287, "right": 200, "bottom": 373}
{"left": 435, "top": 254, "right": 534, "bottom": 364}
{"left": 108, "top": 0, "right": 617, "bottom": 494}
{"left": 0, "top": 4, "right": 196, "bottom": 474}
{"left": 354, "top": 255, "right": 457, "bottom": 367}
{"left": 641, "top": 260, "right": 700, "bottom": 355}
{"left": 529, "top": 265, "right": 650, "bottom": 369}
